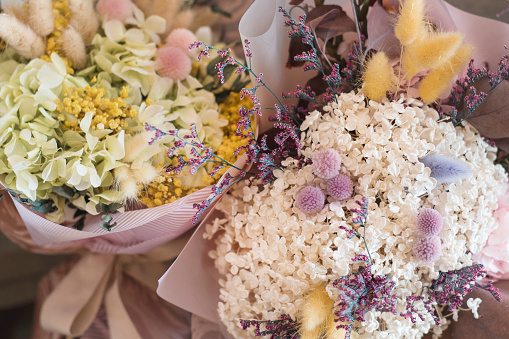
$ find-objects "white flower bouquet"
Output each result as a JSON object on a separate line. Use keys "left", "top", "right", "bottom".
{"left": 0, "top": 0, "right": 251, "bottom": 254}
{"left": 158, "top": 0, "right": 509, "bottom": 338}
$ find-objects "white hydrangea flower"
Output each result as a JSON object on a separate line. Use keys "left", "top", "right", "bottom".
{"left": 466, "top": 297, "right": 482, "bottom": 319}
{"left": 205, "top": 92, "right": 506, "bottom": 338}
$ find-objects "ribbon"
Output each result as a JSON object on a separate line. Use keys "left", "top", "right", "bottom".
{"left": 39, "top": 231, "right": 191, "bottom": 338}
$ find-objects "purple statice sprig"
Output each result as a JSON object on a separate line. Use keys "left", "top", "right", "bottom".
{"left": 282, "top": 85, "right": 321, "bottom": 109}
{"left": 347, "top": 196, "right": 373, "bottom": 264}
{"left": 427, "top": 264, "right": 501, "bottom": 312}
{"left": 190, "top": 40, "right": 304, "bottom": 185}
{"left": 145, "top": 122, "right": 252, "bottom": 223}
{"left": 332, "top": 254, "right": 398, "bottom": 339}
{"left": 191, "top": 40, "right": 298, "bottom": 125}
{"left": 279, "top": 7, "right": 343, "bottom": 101}
{"left": 192, "top": 172, "right": 246, "bottom": 224}
{"left": 239, "top": 314, "right": 299, "bottom": 339}
{"left": 400, "top": 295, "right": 439, "bottom": 325}
{"left": 401, "top": 264, "right": 501, "bottom": 326}
{"left": 446, "top": 56, "right": 509, "bottom": 125}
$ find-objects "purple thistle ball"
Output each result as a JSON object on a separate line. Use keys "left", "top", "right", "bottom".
{"left": 327, "top": 173, "right": 354, "bottom": 200}
{"left": 413, "top": 236, "right": 442, "bottom": 262}
{"left": 295, "top": 186, "right": 325, "bottom": 214}
{"left": 312, "top": 148, "right": 342, "bottom": 179}
{"left": 417, "top": 208, "right": 443, "bottom": 237}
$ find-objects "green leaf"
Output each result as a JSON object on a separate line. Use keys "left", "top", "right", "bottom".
{"left": 53, "top": 185, "right": 76, "bottom": 200}
{"left": 101, "top": 214, "right": 113, "bottom": 223}
{"left": 72, "top": 216, "right": 85, "bottom": 231}
{"left": 210, "top": 4, "right": 231, "bottom": 18}
{"left": 206, "top": 56, "right": 223, "bottom": 76}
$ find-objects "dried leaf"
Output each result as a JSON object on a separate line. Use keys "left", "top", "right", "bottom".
{"left": 379, "top": 0, "right": 399, "bottom": 14}
{"left": 289, "top": 0, "right": 305, "bottom": 5}
{"left": 466, "top": 78, "right": 509, "bottom": 151}
{"left": 305, "top": 5, "right": 356, "bottom": 43}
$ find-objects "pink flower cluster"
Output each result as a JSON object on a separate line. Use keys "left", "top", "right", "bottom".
{"left": 475, "top": 182, "right": 509, "bottom": 279}
{"left": 413, "top": 208, "right": 443, "bottom": 263}
{"left": 295, "top": 149, "right": 354, "bottom": 214}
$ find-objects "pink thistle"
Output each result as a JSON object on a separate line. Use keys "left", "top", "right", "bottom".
{"left": 155, "top": 46, "right": 192, "bottom": 80}
{"left": 96, "top": 0, "right": 133, "bottom": 22}
{"left": 312, "top": 148, "right": 342, "bottom": 179}
{"left": 327, "top": 173, "right": 354, "bottom": 200}
{"left": 295, "top": 186, "right": 325, "bottom": 214}
{"left": 413, "top": 237, "right": 442, "bottom": 262}
{"left": 165, "top": 28, "right": 197, "bottom": 55}
{"left": 416, "top": 208, "right": 443, "bottom": 237}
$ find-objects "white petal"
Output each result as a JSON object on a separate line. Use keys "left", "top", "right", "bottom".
{"left": 80, "top": 111, "right": 93, "bottom": 133}
{"left": 104, "top": 20, "right": 126, "bottom": 42}
{"left": 37, "top": 64, "right": 64, "bottom": 89}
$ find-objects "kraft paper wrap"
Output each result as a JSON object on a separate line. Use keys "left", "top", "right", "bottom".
{"left": 31, "top": 232, "right": 192, "bottom": 339}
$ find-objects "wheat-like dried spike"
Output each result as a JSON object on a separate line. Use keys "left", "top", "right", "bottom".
{"left": 0, "top": 13, "right": 45, "bottom": 59}
{"left": 28, "top": 0, "right": 54, "bottom": 36}
{"left": 394, "top": 0, "right": 425, "bottom": 46}
{"left": 68, "top": 0, "right": 99, "bottom": 45}
{"left": 61, "top": 26, "right": 87, "bottom": 69}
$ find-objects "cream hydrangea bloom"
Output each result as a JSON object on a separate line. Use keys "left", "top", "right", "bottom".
{"left": 206, "top": 92, "right": 506, "bottom": 338}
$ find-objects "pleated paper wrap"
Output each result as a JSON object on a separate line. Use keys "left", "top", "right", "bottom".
{"left": 157, "top": 1, "right": 509, "bottom": 338}
{"left": 3, "top": 154, "right": 248, "bottom": 255}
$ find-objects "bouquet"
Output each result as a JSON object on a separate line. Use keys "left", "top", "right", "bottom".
{"left": 0, "top": 0, "right": 251, "bottom": 253}
{"left": 158, "top": 0, "right": 509, "bottom": 338}
{"left": 0, "top": 0, "right": 253, "bottom": 337}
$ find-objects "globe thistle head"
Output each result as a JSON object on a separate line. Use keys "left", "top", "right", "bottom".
{"left": 327, "top": 173, "right": 354, "bottom": 201}
{"left": 295, "top": 186, "right": 325, "bottom": 214}
{"left": 413, "top": 236, "right": 442, "bottom": 262}
{"left": 312, "top": 149, "right": 342, "bottom": 179}
{"left": 417, "top": 208, "right": 443, "bottom": 237}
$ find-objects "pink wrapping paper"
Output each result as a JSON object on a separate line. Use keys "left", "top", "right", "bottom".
{"left": 157, "top": 0, "right": 509, "bottom": 335}
{"left": 7, "top": 153, "right": 248, "bottom": 255}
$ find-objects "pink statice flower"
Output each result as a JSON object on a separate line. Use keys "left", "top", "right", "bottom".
{"left": 475, "top": 181, "right": 509, "bottom": 279}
